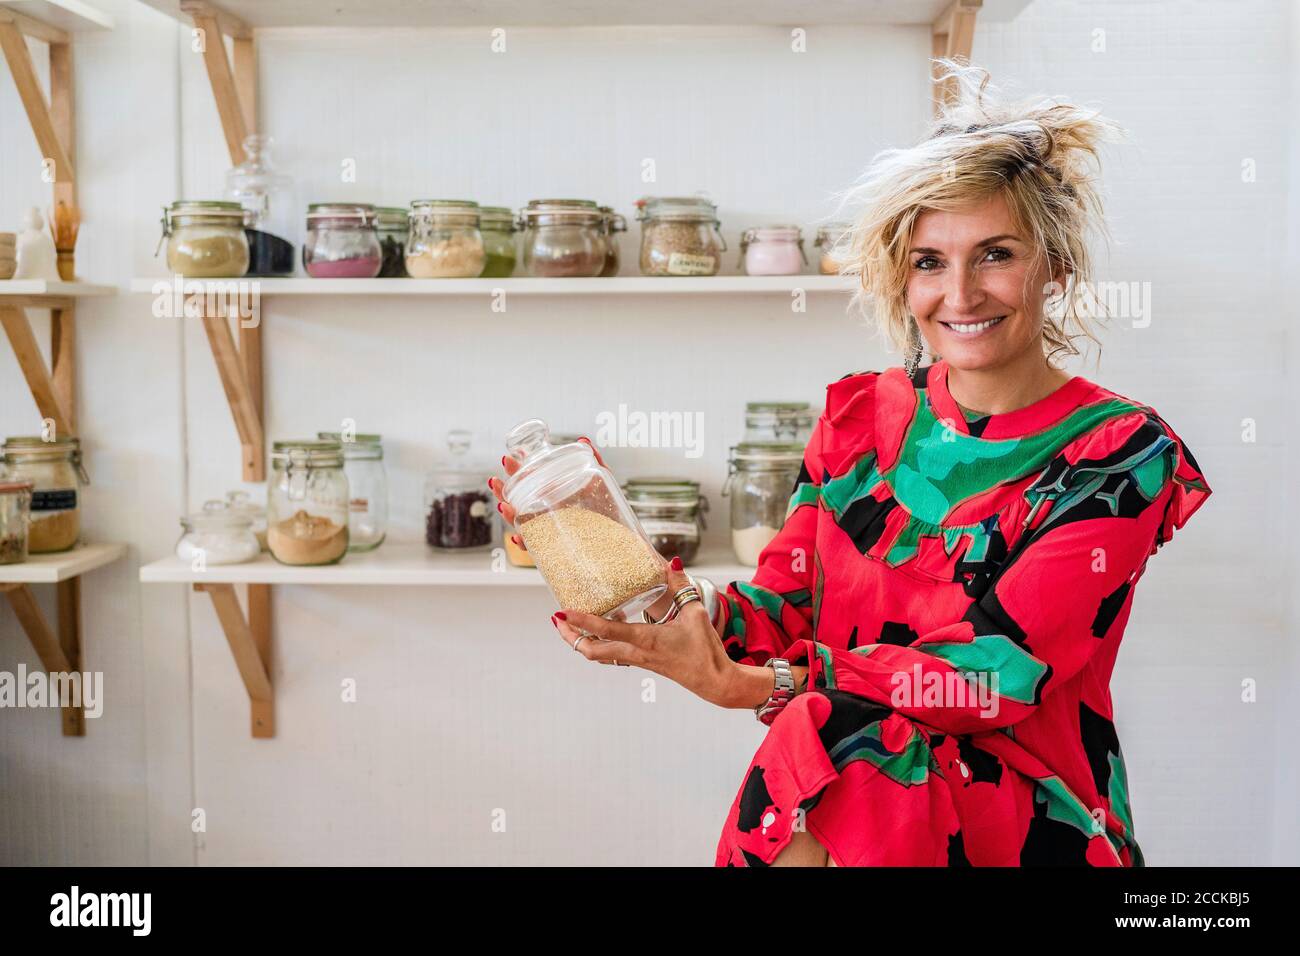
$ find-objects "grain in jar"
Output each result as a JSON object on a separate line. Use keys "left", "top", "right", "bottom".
{"left": 1, "top": 436, "right": 84, "bottom": 553}
{"left": 636, "top": 196, "right": 725, "bottom": 276}
{"left": 406, "top": 200, "right": 486, "bottom": 278}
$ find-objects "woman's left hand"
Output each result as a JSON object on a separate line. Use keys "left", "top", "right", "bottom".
{"left": 552, "top": 558, "right": 746, "bottom": 709}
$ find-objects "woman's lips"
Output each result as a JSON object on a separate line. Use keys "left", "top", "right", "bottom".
{"left": 939, "top": 315, "right": 1007, "bottom": 338}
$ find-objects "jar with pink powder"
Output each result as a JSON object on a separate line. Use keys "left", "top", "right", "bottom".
{"left": 303, "top": 203, "right": 383, "bottom": 278}
{"left": 740, "top": 225, "right": 806, "bottom": 276}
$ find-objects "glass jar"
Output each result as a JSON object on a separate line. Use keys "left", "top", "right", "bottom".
{"left": 741, "top": 225, "right": 806, "bottom": 276}
{"left": 1, "top": 436, "right": 85, "bottom": 554}
{"left": 159, "top": 200, "right": 250, "bottom": 277}
{"left": 375, "top": 207, "right": 409, "bottom": 277}
{"left": 636, "top": 196, "right": 726, "bottom": 276}
{"left": 425, "top": 430, "right": 494, "bottom": 550}
{"left": 175, "top": 499, "right": 260, "bottom": 566}
{"left": 0, "top": 480, "right": 33, "bottom": 565}
{"left": 623, "top": 477, "right": 708, "bottom": 566}
{"left": 502, "top": 430, "right": 581, "bottom": 568}
{"left": 723, "top": 442, "right": 804, "bottom": 566}
{"left": 599, "top": 206, "right": 627, "bottom": 277}
{"left": 318, "top": 431, "right": 388, "bottom": 551}
{"left": 744, "top": 401, "right": 815, "bottom": 444}
{"left": 405, "top": 200, "right": 485, "bottom": 278}
{"left": 518, "top": 199, "right": 607, "bottom": 278}
{"left": 267, "top": 440, "right": 350, "bottom": 565}
{"left": 814, "top": 222, "right": 852, "bottom": 275}
{"left": 226, "top": 134, "right": 295, "bottom": 276}
{"left": 303, "top": 203, "right": 382, "bottom": 278}
{"left": 502, "top": 419, "right": 666, "bottom": 620}
{"left": 479, "top": 206, "right": 518, "bottom": 278}
{"left": 224, "top": 489, "right": 268, "bottom": 551}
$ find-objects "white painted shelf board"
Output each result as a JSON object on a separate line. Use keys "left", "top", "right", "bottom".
{"left": 0, "top": 543, "right": 126, "bottom": 583}
{"left": 0, "top": 0, "right": 114, "bottom": 31}
{"left": 0, "top": 279, "right": 116, "bottom": 298}
{"left": 134, "top": 0, "right": 1029, "bottom": 29}
{"left": 140, "top": 542, "right": 754, "bottom": 587}
{"left": 130, "top": 275, "right": 855, "bottom": 297}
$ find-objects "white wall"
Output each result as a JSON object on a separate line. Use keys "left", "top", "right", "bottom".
{"left": 1, "top": 0, "right": 1295, "bottom": 865}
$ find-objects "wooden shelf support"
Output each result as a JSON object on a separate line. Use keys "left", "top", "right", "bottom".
{"left": 201, "top": 307, "right": 265, "bottom": 480}
{"left": 931, "top": 0, "right": 981, "bottom": 115}
{"left": 0, "top": 303, "right": 75, "bottom": 437}
{"left": 1, "top": 579, "right": 85, "bottom": 736}
{"left": 194, "top": 582, "right": 274, "bottom": 738}
{"left": 183, "top": 0, "right": 255, "bottom": 164}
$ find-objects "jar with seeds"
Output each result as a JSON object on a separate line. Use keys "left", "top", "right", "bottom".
{"left": 501, "top": 419, "right": 667, "bottom": 621}
{"left": 636, "top": 196, "right": 725, "bottom": 276}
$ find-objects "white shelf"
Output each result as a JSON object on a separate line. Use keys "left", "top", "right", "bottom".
{"left": 140, "top": 542, "right": 753, "bottom": 587}
{"left": 0, "top": 279, "right": 116, "bottom": 299}
{"left": 0, "top": 542, "right": 126, "bottom": 583}
{"left": 130, "top": 275, "right": 854, "bottom": 297}
{"left": 134, "top": 0, "right": 1029, "bottom": 29}
{"left": 0, "top": 0, "right": 114, "bottom": 32}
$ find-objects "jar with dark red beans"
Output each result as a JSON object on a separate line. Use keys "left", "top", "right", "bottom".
{"left": 424, "top": 430, "right": 494, "bottom": 551}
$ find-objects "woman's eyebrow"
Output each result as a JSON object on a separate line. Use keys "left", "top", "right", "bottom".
{"left": 908, "top": 234, "right": 1023, "bottom": 255}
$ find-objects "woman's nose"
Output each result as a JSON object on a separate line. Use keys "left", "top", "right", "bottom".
{"left": 944, "top": 268, "right": 985, "bottom": 314}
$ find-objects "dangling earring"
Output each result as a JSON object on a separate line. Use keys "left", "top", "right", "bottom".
{"left": 903, "top": 319, "right": 924, "bottom": 378}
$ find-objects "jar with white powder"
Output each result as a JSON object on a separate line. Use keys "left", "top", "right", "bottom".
{"left": 175, "top": 500, "right": 260, "bottom": 566}
{"left": 723, "top": 442, "right": 804, "bottom": 566}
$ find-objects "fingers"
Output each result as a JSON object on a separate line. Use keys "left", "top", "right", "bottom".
{"left": 664, "top": 556, "right": 709, "bottom": 621}
{"left": 553, "top": 615, "right": 642, "bottom": 666}
{"left": 487, "top": 476, "right": 519, "bottom": 527}
{"left": 557, "top": 610, "right": 655, "bottom": 648}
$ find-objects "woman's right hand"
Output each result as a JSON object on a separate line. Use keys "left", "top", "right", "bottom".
{"left": 487, "top": 436, "right": 608, "bottom": 553}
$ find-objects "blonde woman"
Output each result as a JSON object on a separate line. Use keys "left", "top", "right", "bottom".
{"left": 491, "top": 62, "right": 1211, "bottom": 866}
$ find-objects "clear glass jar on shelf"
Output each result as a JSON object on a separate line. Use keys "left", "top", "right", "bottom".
{"left": 226, "top": 134, "right": 295, "bottom": 276}
{"left": 518, "top": 199, "right": 607, "bottom": 278}
{"left": 175, "top": 499, "right": 260, "bottom": 566}
{"left": 374, "top": 207, "right": 410, "bottom": 277}
{"left": 303, "top": 203, "right": 382, "bottom": 278}
{"left": 623, "top": 477, "right": 708, "bottom": 566}
{"left": 159, "top": 200, "right": 250, "bottom": 278}
{"left": 723, "top": 442, "right": 804, "bottom": 566}
{"left": 599, "top": 206, "right": 627, "bottom": 277}
{"left": 224, "top": 489, "right": 267, "bottom": 551}
{"left": 425, "top": 430, "right": 494, "bottom": 551}
{"left": 267, "top": 440, "right": 350, "bottom": 565}
{"left": 744, "top": 401, "right": 815, "bottom": 444}
{"left": 318, "top": 431, "right": 388, "bottom": 551}
{"left": 1, "top": 435, "right": 85, "bottom": 554}
{"left": 0, "top": 479, "right": 33, "bottom": 565}
{"left": 479, "top": 205, "right": 518, "bottom": 278}
{"left": 740, "top": 225, "right": 806, "bottom": 275}
{"left": 502, "top": 419, "right": 666, "bottom": 621}
{"left": 405, "top": 200, "right": 486, "bottom": 278}
{"left": 814, "top": 222, "right": 852, "bottom": 275}
{"left": 636, "top": 195, "right": 725, "bottom": 276}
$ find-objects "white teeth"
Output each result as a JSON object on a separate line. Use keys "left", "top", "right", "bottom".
{"left": 943, "top": 316, "right": 1005, "bottom": 335}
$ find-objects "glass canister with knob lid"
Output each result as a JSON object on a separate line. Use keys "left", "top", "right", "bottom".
{"left": 518, "top": 199, "right": 607, "bottom": 277}
{"left": 424, "top": 430, "right": 494, "bottom": 550}
{"left": 318, "top": 431, "right": 388, "bottom": 551}
{"left": 175, "top": 499, "right": 261, "bottom": 566}
{"left": 225, "top": 134, "right": 295, "bottom": 276}
{"left": 501, "top": 430, "right": 581, "bottom": 568}
{"left": 501, "top": 420, "right": 666, "bottom": 621}
{"left": 1, "top": 435, "right": 86, "bottom": 554}
{"left": 723, "top": 442, "right": 804, "bottom": 566}
{"left": 224, "top": 489, "right": 268, "bottom": 551}
{"left": 623, "top": 477, "right": 708, "bottom": 566}
{"left": 267, "top": 440, "right": 350, "bottom": 565}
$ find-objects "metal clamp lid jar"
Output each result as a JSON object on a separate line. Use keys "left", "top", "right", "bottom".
{"left": 1, "top": 435, "right": 87, "bottom": 554}
{"left": 623, "top": 476, "right": 708, "bottom": 566}
{"left": 267, "top": 439, "right": 350, "bottom": 565}
{"left": 502, "top": 419, "right": 666, "bottom": 620}
{"left": 303, "top": 203, "right": 382, "bottom": 278}
{"left": 406, "top": 200, "right": 486, "bottom": 278}
{"left": 740, "top": 225, "right": 806, "bottom": 276}
{"left": 814, "top": 221, "right": 852, "bottom": 275}
{"left": 0, "top": 479, "right": 33, "bottom": 565}
{"left": 158, "top": 200, "right": 250, "bottom": 278}
{"left": 598, "top": 205, "right": 628, "bottom": 277}
{"left": 518, "top": 199, "right": 607, "bottom": 278}
{"left": 318, "top": 430, "right": 388, "bottom": 552}
{"left": 723, "top": 441, "right": 805, "bottom": 567}
{"left": 636, "top": 195, "right": 726, "bottom": 276}
{"left": 478, "top": 205, "right": 518, "bottom": 278}
{"left": 374, "top": 206, "right": 410, "bottom": 277}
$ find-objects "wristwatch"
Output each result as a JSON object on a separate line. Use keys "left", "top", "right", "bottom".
{"left": 755, "top": 658, "right": 796, "bottom": 725}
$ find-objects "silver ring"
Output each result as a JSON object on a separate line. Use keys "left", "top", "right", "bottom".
{"left": 572, "top": 635, "right": 589, "bottom": 653}
{"left": 672, "top": 585, "right": 701, "bottom": 610}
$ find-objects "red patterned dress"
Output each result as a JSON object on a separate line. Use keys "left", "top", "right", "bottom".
{"left": 713, "top": 359, "right": 1211, "bottom": 866}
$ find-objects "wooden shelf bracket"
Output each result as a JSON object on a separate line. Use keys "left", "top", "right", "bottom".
{"left": 0, "top": 302, "right": 77, "bottom": 437}
{"left": 194, "top": 581, "right": 274, "bottom": 738}
{"left": 1, "top": 579, "right": 85, "bottom": 736}
{"left": 200, "top": 305, "right": 265, "bottom": 480}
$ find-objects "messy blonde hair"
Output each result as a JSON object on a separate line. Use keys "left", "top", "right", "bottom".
{"left": 832, "top": 60, "right": 1123, "bottom": 367}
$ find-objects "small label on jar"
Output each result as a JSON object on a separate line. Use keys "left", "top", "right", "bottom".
{"left": 349, "top": 498, "right": 369, "bottom": 513}
{"left": 667, "top": 252, "right": 716, "bottom": 276}
{"left": 639, "top": 520, "right": 699, "bottom": 538}
{"left": 30, "top": 489, "right": 77, "bottom": 513}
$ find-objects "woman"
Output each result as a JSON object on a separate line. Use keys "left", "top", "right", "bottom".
{"left": 490, "top": 63, "right": 1211, "bottom": 866}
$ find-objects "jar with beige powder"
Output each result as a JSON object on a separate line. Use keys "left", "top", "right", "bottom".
{"left": 267, "top": 440, "right": 349, "bottom": 565}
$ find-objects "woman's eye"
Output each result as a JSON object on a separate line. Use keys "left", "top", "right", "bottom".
{"left": 912, "top": 256, "right": 941, "bottom": 272}
{"left": 983, "top": 247, "right": 1012, "bottom": 262}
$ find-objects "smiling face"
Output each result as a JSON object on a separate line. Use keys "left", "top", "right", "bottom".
{"left": 905, "top": 192, "right": 1062, "bottom": 373}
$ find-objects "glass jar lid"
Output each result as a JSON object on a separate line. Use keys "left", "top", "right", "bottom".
{"left": 271, "top": 439, "right": 344, "bottom": 467}
{"left": 162, "top": 200, "right": 245, "bottom": 232}
{"left": 426, "top": 429, "right": 489, "bottom": 491}
{"left": 181, "top": 498, "right": 255, "bottom": 533}
{"left": 500, "top": 419, "right": 596, "bottom": 507}
{"left": 374, "top": 207, "right": 409, "bottom": 231}
{"left": 815, "top": 221, "right": 851, "bottom": 246}
{"left": 305, "top": 202, "right": 376, "bottom": 226}
{"left": 317, "top": 431, "right": 384, "bottom": 460}
{"left": 478, "top": 206, "right": 516, "bottom": 231}
{"left": 742, "top": 225, "right": 803, "bottom": 245}
{"left": 410, "top": 199, "right": 481, "bottom": 227}
{"left": 623, "top": 477, "right": 701, "bottom": 504}
{"left": 635, "top": 195, "right": 718, "bottom": 222}
{"left": 730, "top": 441, "right": 805, "bottom": 469}
{"left": 519, "top": 199, "right": 603, "bottom": 226}
{"left": 224, "top": 489, "right": 266, "bottom": 521}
